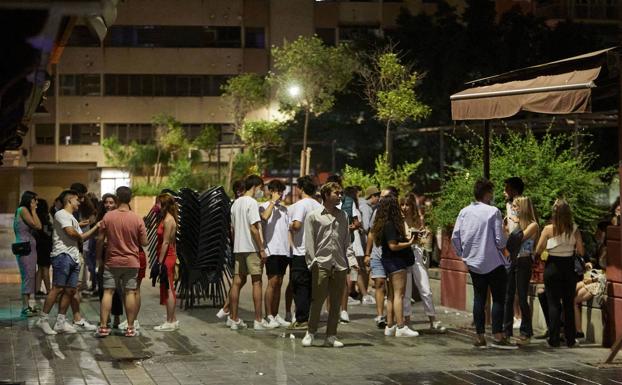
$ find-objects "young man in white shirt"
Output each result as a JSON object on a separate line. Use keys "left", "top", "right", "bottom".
{"left": 36, "top": 190, "right": 100, "bottom": 335}
{"left": 287, "top": 176, "right": 321, "bottom": 329}
{"left": 228, "top": 175, "right": 269, "bottom": 330}
{"left": 260, "top": 179, "right": 291, "bottom": 328}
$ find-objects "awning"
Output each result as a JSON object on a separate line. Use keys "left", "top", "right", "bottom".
{"left": 450, "top": 67, "right": 601, "bottom": 120}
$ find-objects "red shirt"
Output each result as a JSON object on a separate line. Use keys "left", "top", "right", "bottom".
{"left": 100, "top": 209, "right": 147, "bottom": 268}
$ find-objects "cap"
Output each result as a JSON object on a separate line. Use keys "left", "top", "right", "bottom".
{"left": 365, "top": 186, "right": 380, "bottom": 198}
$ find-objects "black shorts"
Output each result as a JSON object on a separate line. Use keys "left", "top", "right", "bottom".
{"left": 266, "top": 255, "right": 291, "bottom": 276}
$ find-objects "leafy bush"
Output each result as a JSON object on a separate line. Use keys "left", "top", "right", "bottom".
{"left": 430, "top": 128, "right": 615, "bottom": 230}
{"left": 342, "top": 153, "right": 421, "bottom": 194}
{"left": 132, "top": 182, "right": 162, "bottom": 196}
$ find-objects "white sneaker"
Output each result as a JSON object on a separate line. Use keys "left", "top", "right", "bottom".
{"left": 340, "top": 310, "right": 350, "bottom": 323}
{"left": 73, "top": 318, "right": 97, "bottom": 331}
{"left": 274, "top": 314, "right": 291, "bottom": 327}
{"left": 302, "top": 332, "right": 314, "bottom": 347}
{"left": 216, "top": 308, "right": 229, "bottom": 319}
{"left": 266, "top": 315, "right": 280, "bottom": 329}
{"left": 254, "top": 320, "right": 269, "bottom": 330}
{"left": 230, "top": 318, "right": 247, "bottom": 330}
{"left": 384, "top": 325, "right": 396, "bottom": 336}
{"left": 396, "top": 325, "right": 419, "bottom": 337}
{"left": 431, "top": 321, "right": 446, "bottom": 332}
{"left": 119, "top": 320, "right": 141, "bottom": 330}
{"left": 226, "top": 316, "right": 234, "bottom": 327}
{"left": 324, "top": 335, "right": 344, "bottom": 348}
{"left": 154, "top": 321, "right": 177, "bottom": 331}
{"left": 347, "top": 297, "right": 361, "bottom": 305}
{"left": 54, "top": 320, "right": 77, "bottom": 334}
{"left": 36, "top": 317, "right": 57, "bottom": 335}
{"left": 362, "top": 295, "right": 376, "bottom": 305}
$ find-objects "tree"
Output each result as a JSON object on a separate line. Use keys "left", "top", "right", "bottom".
{"left": 342, "top": 153, "right": 422, "bottom": 195}
{"left": 430, "top": 128, "right": 615, "bottom": 230}
{"left": 221, "top": 73, "right": 269, "bottom": 188}
{"left": 271, "top": 35, "right": 356, "bottom": 175}
{"left": 358, "top": 48, "right": 430, "bottom": 164}
{"left": 239, "top": 120, "right": 284, "bottom": 169}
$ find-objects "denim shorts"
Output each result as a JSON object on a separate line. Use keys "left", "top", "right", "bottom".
{"left": 370, "top": 256, "right": 386, "bottom": 279}
{"left": 51, "top": 253, "right": 80, "bottom": 288}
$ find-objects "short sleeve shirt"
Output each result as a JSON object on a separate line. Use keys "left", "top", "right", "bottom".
{"left": 259, "top": 201, "right": 290, "bottom": 257}
{"left": 100, "top": 209, "right": 147, "bottom": 268}
{"left": 231, "top": 196, "right": 261, "bottom": 253}
{"left": 288, "top": 197, "right": 321, "bottom": 256}
{"left": 52, "top": 209, "right": 82, "bottom": 262}
{"left": 381, "top": 222, "right": 402, "bottom": 258}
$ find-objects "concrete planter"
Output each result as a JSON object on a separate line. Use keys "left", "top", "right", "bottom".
{"left": 440, "top": 230, "right": 469, "bottom": 311}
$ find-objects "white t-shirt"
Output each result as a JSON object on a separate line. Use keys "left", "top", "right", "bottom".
{"left": 288, "top": 197, "right": 321, "bottom": 256}
{"left": 231, "top": 196, "right": 262, "bottom": 253}
{"left": 351, "top": 207, "right": 365, "bottom": 257}
{"left": 52, "top": 209, "right": 82, "bottom": 262}
{"left": 260, "top": 201, "right": 290, "bottom": 257}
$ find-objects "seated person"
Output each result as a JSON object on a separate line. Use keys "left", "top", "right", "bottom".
{"left": 574, "top": 267, "right": 606, "bottom": 339}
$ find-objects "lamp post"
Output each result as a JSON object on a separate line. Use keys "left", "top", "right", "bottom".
{"left": 287, "top": 83, "right": 310, "bottom": 176}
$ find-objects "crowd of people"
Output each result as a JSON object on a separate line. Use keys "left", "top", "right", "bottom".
{"left": 11, "top": 183, "right": 178, "bottom": 337}
{"left": 11, "top": 174, "right": 618, "bottom": 349}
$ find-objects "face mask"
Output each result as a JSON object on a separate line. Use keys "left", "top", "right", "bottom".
{"left": 254, "top": 189, "right": 264, "bottom": 199}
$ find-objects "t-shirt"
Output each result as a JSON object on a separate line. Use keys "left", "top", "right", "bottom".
{"left": 260, "top": 201, "right": 290, "bottom": 257}
{"left": 100, "top": 209, "right": 147, "bottom": 268}
{"left": 381, "top": 222, "right": 404, "bottom": 258}
{"left": 288, "top": 197, "right": 321, "bottom": 256}
{"left": 231, "top": 196, "right": 262, "bottom": 253}
{"left": 52, "top": 209, "right": 82, "bottom": 262}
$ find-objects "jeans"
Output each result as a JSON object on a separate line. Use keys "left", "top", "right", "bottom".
{"left": 469, "top": 265, "right": 507, "bottom": 335}
{"left": 503, "top": 257, "right": 533, "bottom": 337}
{"left": 291, "top": 255, "right": 311, "bottom": 323}
{"left": 544, "top": 256, "right": 576, "bottom": 347}
{"left": 308, "top": 265, "right": 347, "bottom": 336}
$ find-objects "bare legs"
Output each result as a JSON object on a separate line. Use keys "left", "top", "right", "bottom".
{"left": 386, "top": 271, "right": 407, "bottom": 328}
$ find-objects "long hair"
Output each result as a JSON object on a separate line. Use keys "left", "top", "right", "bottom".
{"left": 371, "top": 196, "right": 405, "bottom": 246}
{"left": 36, "top": 198, "right": 50, "bottom": 226}
{"left": 158, "top": 193, "right": 179, "bottom": 225}
{"left": 97, "top": 193, "right": 118, "bottom": 222}
{"left": 400, "top": 193, "right": 423, "bottom": 229}
{"left": 552, "top": 199, "right": 573, "bottom": 237}
{"left": 18, "top": 191, "right": 37, "bottom": 209}
{"left": 514, "top": 196, "right": 537, "bottom": 232}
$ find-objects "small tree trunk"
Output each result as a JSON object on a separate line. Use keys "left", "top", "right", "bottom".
{"left": 385, "top": 120, "right": 393, "bottom": 166}
{"left": 225, "top": 127, "right": 239, "bottom": 191}
{"left": 301, "top": 108, "right": 310, "bottom": 176}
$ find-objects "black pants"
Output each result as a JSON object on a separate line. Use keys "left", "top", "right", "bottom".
{"left": 503, "top": 257, "right": 533, "bottom": 337}
{"left": 544, "top": 256, "right": 576, "bottom": 347}
{"left": 291, "top": 255, "right": 311, "bottom": 323}
{"left": 469, "top": 265, "right": 507, "bottom": 335}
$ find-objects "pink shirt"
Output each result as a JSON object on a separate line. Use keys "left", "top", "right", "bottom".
{"left": 100, "top": 209, "right": 147, "bottom": 268}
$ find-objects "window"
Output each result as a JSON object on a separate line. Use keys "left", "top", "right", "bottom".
{"left": 105, "top": 26, "right": 242, "bottom": 48}
{"left": 66, "top": 25, "right": 100, "bottom": 47}
{"left": 104, "top": 123, "right": 155, "bottom": 144}
{"left": 245, "top": 28, "right": 265, "bottom": 48}
{"left": 104, "top": 75, "right": 231, "bottom": 97}
{"left": 338, "top": 26, "right": 383, "bottom": 42}
{"left": 315, "top": 28, "right": 336, "bottom": 46}
{"left": 59, "top": 123, "right": 101, "bottom": 145}
{"left": 35, "top": 124, "right": 54, "bottom": 144}
{"left": 60, "top": 74, "right": 101, "bottom": 96}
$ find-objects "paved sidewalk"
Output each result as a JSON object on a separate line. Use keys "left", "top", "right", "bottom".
{"left": 2, "top": 224, "right": 622, "bottom": 384}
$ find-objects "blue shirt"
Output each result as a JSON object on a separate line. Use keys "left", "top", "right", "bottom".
{"left": 451, "top": 202, "right": 508, "bottom": 274}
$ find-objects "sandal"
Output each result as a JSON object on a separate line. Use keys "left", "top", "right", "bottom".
{"left": 125, "top": 326, "right": 139, "bottom": 337}
{"left": 94, "top": 326, "right": 111, "bottom": 338}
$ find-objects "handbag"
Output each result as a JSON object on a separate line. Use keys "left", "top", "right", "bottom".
{"left": 574, "top": 254, "right": 586, "bottom": 275}
{"left": 12, "top": 241, "right": 31, "bottom": 256}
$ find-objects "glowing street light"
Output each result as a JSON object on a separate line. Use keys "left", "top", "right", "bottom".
{"left": 288, "top": 84, "right": 301, "bottom": 98}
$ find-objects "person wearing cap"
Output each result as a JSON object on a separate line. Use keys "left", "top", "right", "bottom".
{"left": 357, "top": 186, "right": 380, "bottom": 305}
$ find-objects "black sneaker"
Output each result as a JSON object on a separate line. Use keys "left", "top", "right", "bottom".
{"left": 576, "top": 331, "right": 585, "bottom": 339}
{"left": 375, "top": 315, "right": 387, "bottom": 329}
{"left": 491, "top": 338, "right": 518, "bottom": 350}
{"left": 473, "top": 336, "right": 487, "bottom": 349}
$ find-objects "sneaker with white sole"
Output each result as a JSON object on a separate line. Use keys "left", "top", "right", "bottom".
{"left": 118, "top": 320, "right": 141, "bottom": 330}
{"left": 54, "top": 320, "right": 77, "bottom": 334}
{"left": 154, "top": 321, "right": 177, "bottom": 331}
{"left": 36, "top": 317, "right": 57, "bottom": 335}
{"left": 73, "top": 318, "right": 97, "bottom": 331}
{"left": 340, "top": 310, "right": 350, "bottom": 323}
{"left": 265, "top": 316, "right": 280, "bottom": 329}
{"left": 396, "top": 325, "right": 419, "bottom": 337}
{"left": 384, "top": 325, "right": 396, "bottom": 336}
{"left": 302, "top": 332, "right": 314, "bottom": 347}
{"left": 216, "top": 308, "right": 229, "bottom": 319}
{"left": 225, "top": 316, "right": 234, "bottom": 327}
{"left": 324, "top": 335, "right": 344, "bottom": 348}
{"left": 431, "top": 321, "right": 447, "bottom": 333}
{"left": 347, "top": 297, "right": 361, "bottom": 306}
{"left": 375, "top": 315, "right": 387, "bottom": 329}
{"left": 274, "top": 314, "right": 291, "bottom": 327}
{"left": 491, "top": 337, "right": 518, "bottom": 350}
{"left": 253, "top": 320, "right": 269, "bottom": 330}
{"left": 362, "top": 295, "right": 376, "bottom": 305}
{"left": 230, "top": 318, "right": 247, "bottom": 330}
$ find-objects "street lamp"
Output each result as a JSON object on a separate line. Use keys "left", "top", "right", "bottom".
{"left": 288, "top": 84, "right": 301, "bottom": 98}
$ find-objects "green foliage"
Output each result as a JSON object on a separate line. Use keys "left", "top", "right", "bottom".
{"left": 239, "top": 120, "right": 284, "bottom": 168}
{"left": 132, "top": 182, "right": 162, "bottom": 196}
{"left": 232, "top": 151, "right": 259, "bottom": 182}
{"left": 193, "top": 125, "right": 219, "bottom": 151}
{"left": 102, "top": 137, "right": 159, "bottom": 177}
{"left": 342, "top": 153, "right": 422, "bottom": 194}
{"left": 271, "top": 35, "right": 356, "bottom": 117}
{"left": 221, "top": 73, "right": 268, "bottom": 131}
{"left": 167, "top": 158, "right": 209, "bottom": 191}
{"left": 430, "top": 129, "right": 615, "bottom": 230}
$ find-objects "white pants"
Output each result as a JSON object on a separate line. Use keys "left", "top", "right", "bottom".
{"left": 403, "top": 247, "right": 436, "bottom": 317}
